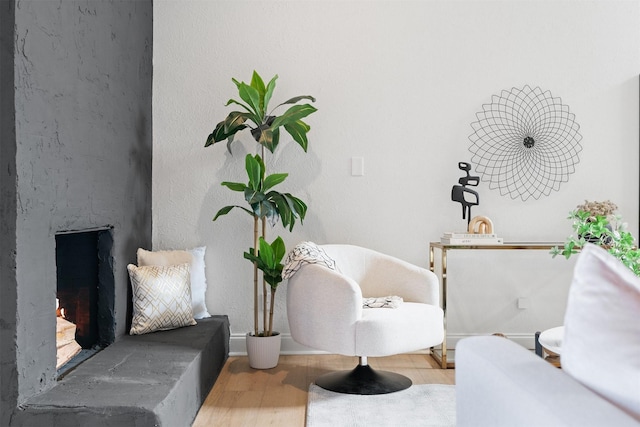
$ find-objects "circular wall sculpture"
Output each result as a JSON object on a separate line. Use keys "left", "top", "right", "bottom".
{"left": 468, "top": 85, "right": 582, "bottom": 201}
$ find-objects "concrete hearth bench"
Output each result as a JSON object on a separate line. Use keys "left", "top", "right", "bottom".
{"left": 20, "top": 315, "right": 230, "bottom": 427}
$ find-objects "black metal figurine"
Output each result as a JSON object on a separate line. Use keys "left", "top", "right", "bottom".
{"left": 451, "top": 162, "right": 480, "bottom": 226}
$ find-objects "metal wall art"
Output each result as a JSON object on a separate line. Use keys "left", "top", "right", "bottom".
{"left": 468, "top": 85, "right": 582, "bottom": 201}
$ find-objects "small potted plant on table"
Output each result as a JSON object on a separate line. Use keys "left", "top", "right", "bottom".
{"left": 551, "top": 200, "right": 640, "bottom": 276}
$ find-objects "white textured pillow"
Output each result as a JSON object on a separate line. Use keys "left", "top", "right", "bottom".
{"left": 137, "top": 247, "right": 211, "bottom": 319}
{"left": 562, "top": 244, "right": 640, "bottom": 421}
{"left": 127, "top": 263, "right": 197, "bottom": 335}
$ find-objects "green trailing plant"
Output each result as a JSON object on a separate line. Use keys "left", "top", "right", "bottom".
{"left": 550, "top": 200, "right": 640, "bottom": 276}
{"left": 206, "top": 71, "right": 316, "bottom": 338}
{"left": 244, "top": 236, "right": 286, "bottom": 337}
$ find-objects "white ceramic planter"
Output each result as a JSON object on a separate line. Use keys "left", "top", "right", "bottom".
{"left": 246, "top": 332, "right": 281, "bottom": 369}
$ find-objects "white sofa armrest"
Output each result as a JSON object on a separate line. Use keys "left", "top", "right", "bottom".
{"left": 456, "top": 336, "right": 639, "bottom": 427}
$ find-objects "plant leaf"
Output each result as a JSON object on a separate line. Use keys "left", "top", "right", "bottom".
{"left": 263, "top": 173, "right": 288, "bottom": 191}
{"left": 258, "top": 127, "right": 280, "bottom": 154}
{"left": 284, "top": 119, "right": 310, "bottom": 152}
{"left": 264, "top": 75, "right": 278, "bottom": 114}
{"left": 273, "top": 95, "right": 316, "bottom": 110}
{"left": 206, "top": 119, "right": 247, "bottom": 148}
{"left": 271, "top": 236, "right": 286, "bottom": 262}
{"left": 245, "top": 154, "right": 262, "bottom": 190}
{"left": 213, "top": 205, "right": 235, "bottom": 221}
{"left": 271, "top": 104, "right": 318, "bottom": 129}
{"left": 223, "top": 111, "right": 250, "bottom": 133}
{"left": 259, "top": 237, "right": 275, "bottom": 268}
{"left": 237, "top": 82, "right": 263, "bottom": 119}
{"left": 250, "top": 71, "right": 267, "bottom": 113}
{"left": 220, "top": 181, "right": 246, "bottom": 192}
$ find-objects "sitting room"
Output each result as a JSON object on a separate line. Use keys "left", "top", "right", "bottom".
{"left": 2, "top": 1, "right": 639, "bottom": 426}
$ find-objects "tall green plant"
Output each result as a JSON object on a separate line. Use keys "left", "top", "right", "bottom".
{"left": 206, "top": 71, "right": 316, "bottom": 337}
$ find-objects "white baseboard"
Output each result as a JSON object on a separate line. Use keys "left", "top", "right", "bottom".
{"left": 229, "top": 332, "right": 536, "bottom": 356}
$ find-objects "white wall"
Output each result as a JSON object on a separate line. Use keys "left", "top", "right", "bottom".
{"left": 153, "top": 0, "right": 640, "bottom": 353}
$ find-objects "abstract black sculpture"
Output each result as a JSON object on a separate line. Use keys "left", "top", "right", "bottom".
{"left": 451, "top": 162, "right": 479, "bottom": 226}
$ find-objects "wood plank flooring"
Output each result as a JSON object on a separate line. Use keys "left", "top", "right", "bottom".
{"left": 192, "top": 353, "right": 455, "bottom": 426}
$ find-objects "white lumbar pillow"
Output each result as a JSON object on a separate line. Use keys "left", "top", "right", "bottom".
{"left": 562, "top": 243, "right": 640, "bottom": 421}
{"left": 137, "top": 247, "right": 211, "bottom": 319}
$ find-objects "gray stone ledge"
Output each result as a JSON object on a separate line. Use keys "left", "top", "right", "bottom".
{"left": 15, "top": 316, "right": 230, "bottom": 427}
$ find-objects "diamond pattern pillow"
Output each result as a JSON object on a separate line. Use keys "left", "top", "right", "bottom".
{"left": 127, "top": 263, "right": 197, "bottom": 335}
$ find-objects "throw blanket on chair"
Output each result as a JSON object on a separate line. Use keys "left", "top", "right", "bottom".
{"left": 283, "top": 241, "right": 337, "bottom": 280}
{"left": 363, "top": 296, "right": 403, "bottom": 309}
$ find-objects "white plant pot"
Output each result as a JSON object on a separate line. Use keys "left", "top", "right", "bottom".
{"left": 246, "top": 332, "right": 281, "bottom": 369}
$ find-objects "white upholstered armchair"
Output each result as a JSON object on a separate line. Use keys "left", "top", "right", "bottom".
{"left": 286, "top": 243, "right": 444, "bottom": 394}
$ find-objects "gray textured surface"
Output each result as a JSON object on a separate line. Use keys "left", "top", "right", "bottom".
{"left": 2, "top": 1, "right": 153, "bottom": 424}
{"left": 19, "top": 316, "right": 230, "bottom": 427}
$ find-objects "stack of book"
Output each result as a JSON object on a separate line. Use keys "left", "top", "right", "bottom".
{"left": 440, "top": 232, "right": 503, "bottom": 245}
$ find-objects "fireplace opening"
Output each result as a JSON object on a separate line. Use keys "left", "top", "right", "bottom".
{"left": 55, "top": 228, "right": 115, "bottom": 377}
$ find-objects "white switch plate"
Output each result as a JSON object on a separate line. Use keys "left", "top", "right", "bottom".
{"left": 517, "top": 297, "right": 530, "bottom": 309}
{"left": 351, "top": 157, "right": 364, "bottom": 176}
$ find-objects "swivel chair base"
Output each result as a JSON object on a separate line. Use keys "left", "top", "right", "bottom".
{"left": 315, "top": 359, "right": 412, "bottom": 395}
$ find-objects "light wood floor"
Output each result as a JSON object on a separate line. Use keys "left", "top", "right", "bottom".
{"left": 192, "top": 353, "right": 455, "bottom": 426}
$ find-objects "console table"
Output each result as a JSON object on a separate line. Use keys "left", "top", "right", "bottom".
{"left": 429, "top": 241, "right": 565, "bottom": 369}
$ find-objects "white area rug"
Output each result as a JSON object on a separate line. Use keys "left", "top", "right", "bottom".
{"left": 306, "top": 383, "right": 456, "bottom": 427}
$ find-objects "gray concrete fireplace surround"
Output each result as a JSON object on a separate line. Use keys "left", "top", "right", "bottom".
{"left": 2, "top": 2, "right": 228, "bottom": 425}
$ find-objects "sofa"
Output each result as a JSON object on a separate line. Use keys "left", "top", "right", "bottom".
{"left": 455, "top": 244, "right": 640, "bottom": 426}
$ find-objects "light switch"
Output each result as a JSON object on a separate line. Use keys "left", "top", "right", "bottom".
{"left": 351, "top": 157, "right": 364, "bottom": 176}
{"left": 517, "top": 297, "right": 530, "bottom": 310}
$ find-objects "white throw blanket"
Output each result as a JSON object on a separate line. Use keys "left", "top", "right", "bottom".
{"left": 362, "top": 296, "right": 403, "bottom": 309}
{"left": 283, "top": 241, "right": 337, "bottom": 280}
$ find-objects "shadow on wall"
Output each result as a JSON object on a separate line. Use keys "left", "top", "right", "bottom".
{"left": 124, "top": 108, "right": 152, "bottom": 330}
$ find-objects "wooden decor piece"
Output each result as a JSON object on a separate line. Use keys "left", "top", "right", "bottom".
{"left": 468, "top": 216, "right": 494, "bottom": 234}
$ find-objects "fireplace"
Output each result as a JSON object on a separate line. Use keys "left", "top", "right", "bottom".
{"left": 55, "top": 228, "right": 115, "bottom": 375}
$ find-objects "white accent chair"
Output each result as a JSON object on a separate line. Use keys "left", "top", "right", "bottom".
{"left": 286, "top": 244, "right": 444, "bottom": 394}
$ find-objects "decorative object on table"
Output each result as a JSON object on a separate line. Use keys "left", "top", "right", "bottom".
{"left": 550, "top": 200, "right": 640, "bottom": 276}
{"left": 441, "top": 216, "right": 503, "bottom": 245}
{"left": 468, "top": 85, "right": 582, "bottom": 201}
{"left": 468, "top": 215, "right": 494, "bottom": 234}
{"left": 451, "top": 161, "right": 480, "bottom": 225}
{"left": 205, "top": 71, "right": 317, "bottom": 368}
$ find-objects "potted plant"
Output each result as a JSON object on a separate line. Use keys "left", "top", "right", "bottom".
{"left": 205, "top": 71, "right": 316, "bottom": 368}
{"left": 551, "top": 200, "right": 640, "bottom": 276}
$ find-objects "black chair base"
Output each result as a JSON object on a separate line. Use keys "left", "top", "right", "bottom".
{"left": 315, "top": 363, "right": 412, "bottom": 395}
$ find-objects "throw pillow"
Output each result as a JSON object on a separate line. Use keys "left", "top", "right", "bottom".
{"left": 562, "top": 243, "right": 640, "bottom": 421}
{"left": 137, "top": 247, "right": 211, "bottom": 319}
{"left": 127, "top": 263, "right": 197, "bottom": 335}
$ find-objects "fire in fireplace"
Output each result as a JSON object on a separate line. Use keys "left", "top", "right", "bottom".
{"left": 55, "top": 228, "right": 115, "bottom": 374}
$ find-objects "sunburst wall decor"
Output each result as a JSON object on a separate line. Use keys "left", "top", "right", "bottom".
{"left": 468, "top": 85, "right": 582, "bottom": 201}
